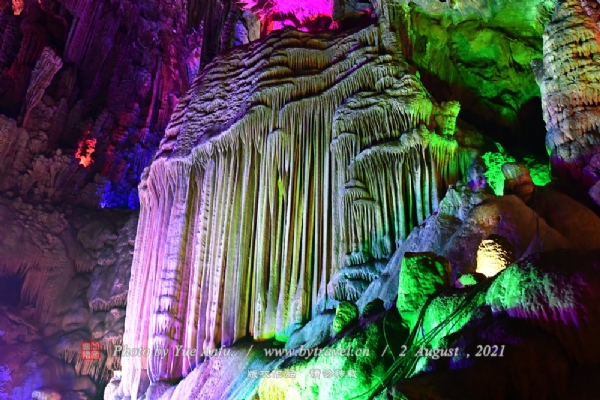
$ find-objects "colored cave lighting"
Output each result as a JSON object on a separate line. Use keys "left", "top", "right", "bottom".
{"left": 12, "top": 0, "right": 24, "bottom": 15}
{"left": 482, "top": 144, "right": 515, "bottom": 196}
{"left": 272, "top": 0, "right": 333, "bottom": 20}
{"left": 75, "top": 137, "right": 97, "bottom": 167}
{"left": 476, "top": 236, "right": 515, "bottom": 277}
{"left": 240, "top": 0, "right": 333, "bottom": 29}
{"left": 272, "top": 20, "right": 309, "bottom": 32}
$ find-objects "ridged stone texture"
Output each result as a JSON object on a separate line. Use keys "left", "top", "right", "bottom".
{"left": 121, "top": 23, "right": 481, "bottom": 396}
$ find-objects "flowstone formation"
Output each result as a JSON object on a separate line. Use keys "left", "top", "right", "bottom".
{"left": 112, "top": 173, "right": 600, "bottom": 399}
{"left": 534, "top": 0, "right": 600, "bottom": 206}
{"left": 121, "top": 21, "right": 483, "bottom": 396}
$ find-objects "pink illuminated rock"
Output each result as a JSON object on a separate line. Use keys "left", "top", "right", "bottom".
{"left": 239, "top": 0, "right": 334, "bottom": 32}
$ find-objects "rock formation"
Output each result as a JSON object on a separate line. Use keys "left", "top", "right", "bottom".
{"left": 383, "top": 249, "right": 600, "bottom": 400}
{"left": 332, "top": 301, "right": 359, "bottom": 334}
{"left": 0, "top": 3, "right": 264, "bottom": 393}
{"left": 475, "top": 234, "right": 516, "bottom": 277}
{"left": 0, "top": 0, "right": 256, "bottom": 209}
{"left": 535, "top": 0, "right": 600, "bottom": 205}
{"left": 393, "top": 0, "right": 553, "bottom": 151}
{"left": 501, "top": 162, "right": 535, "bottom": 202}
{"left": 486, "top": 249, "right": 600, "bottom": 364}
{"left": 358, "top": 177, "right": 600, "bottom": 311}
{"left": 0, "top": 198, "right": 137, "bottom": 398}
{"left": 121, "top": 21, "right": 482, "bottom": 396}
{"left": 1, "top": 0, "right": 600, "bottom": 399}
{"left": 396, "top": 252, "right": 452, "bottom": 328}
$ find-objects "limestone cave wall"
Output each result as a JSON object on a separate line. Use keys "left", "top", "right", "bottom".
{"left": 0, "top": 0, "right": 251, "bottom": 209}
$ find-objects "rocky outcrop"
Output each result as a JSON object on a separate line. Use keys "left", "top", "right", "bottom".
{"left": 535, "top": 0, "right": 600, "bottom": 205}
{"left": 358, "top": 177, "right": 600, "bottom": 310}
{"left": 387, "top": 248, "right": 600, "bottom": 399}
{"left": 327, "top": 260, "right": 387, "bottom": 303}
{"left": 285, "top": 310, "right": 336, "bottom": 350}
{"left": 487, "top": 249, "right": 600, "bottom": 364}
{"left": 396, "top": 252, "right": 452, "bottom": 328}
{"left": 332, "top": 301, "right": 359, "bottom": 334}
{"left": 502, "top": 162, "right": 535, "bottom": 202}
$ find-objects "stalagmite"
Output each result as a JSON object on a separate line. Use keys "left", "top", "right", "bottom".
{"left": 121, "top": 24, "right": 479, "bottom": 397}
{"left": 535, "top": 0, "right": 600, "bottom": 203}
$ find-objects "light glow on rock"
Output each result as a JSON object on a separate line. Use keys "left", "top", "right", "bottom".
{"left": 476, "top": 235, "right": 515, "bottom": 277}
{"left": 12, "top": 0, "right": 24, "bottom": 15}
{"left": 239, "top": 0, "right": 333, "bottom": 33}
{"left": 242, "top": 0, "right": 333, "bottom": 21}
{"left": 75, "top": 136, "right": 97, "bottom": 168}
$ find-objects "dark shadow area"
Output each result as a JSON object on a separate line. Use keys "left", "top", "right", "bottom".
{"left": 417, "top": 68, "right": 548, "bottom": 158}
{"left": 0, "top": 274, "right": 25, "bottom": 307}
{"left": 513, "top": 96, "right": 547, "bottom": 157}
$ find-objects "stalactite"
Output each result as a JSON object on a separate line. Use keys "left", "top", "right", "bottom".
{"left": 121, "top": 24, "right": 478, "bottom": 396}
{"left": 22, "top": 47, "right": 63, "bottom": 128}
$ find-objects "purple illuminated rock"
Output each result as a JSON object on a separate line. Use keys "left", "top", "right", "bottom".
{"left": 502, "top": 162, "right": 534, "bottom": 203}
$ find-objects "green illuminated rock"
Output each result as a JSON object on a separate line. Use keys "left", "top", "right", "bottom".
{"left": 455, "top": 273, "right": 484, "bottom": 288}
{"left": 258, "top": 308, "right": 407, "bottom": 400}
{"left": 482, "top": 143, "right": 516, "bottom": 196}
{"left": 482, "top": 144, "right": 550, "bottom": 195}
{"left": 333, "top": 301, "right": 359, "bottom": 335}
{"left": 485, "top": 249, "right": 600, "bottom": 364}
{"left": 361, "top": 298, "right": 386, "bottom": 319}
{"left": 392, "top": 0, "right": 554, "bottom": 139}
{"left": 396, "top": 252, "right": 452, "bottom": 329}
{"left": 522, "top": 155, "right": 551, "bottom": 187}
